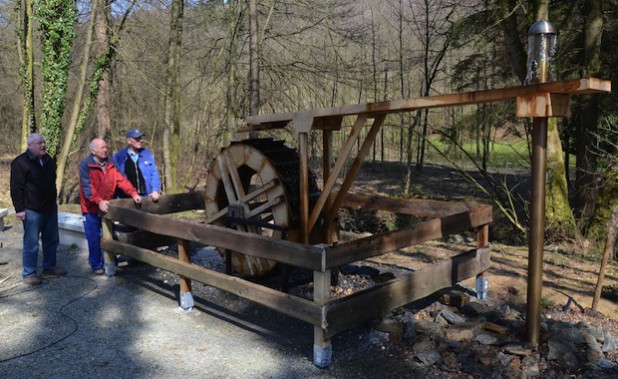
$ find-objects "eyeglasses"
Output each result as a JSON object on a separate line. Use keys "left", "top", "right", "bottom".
{"left": 133, "top": 137, "right": 142, "bottom": 142}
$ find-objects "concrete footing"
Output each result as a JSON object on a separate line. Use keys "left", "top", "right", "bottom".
{"left": 104, "top": 262, "right": 117, "bottom": 276}
{"left": 313, "top": 344, "right": 333, "bottom": 368}
{"left": 179, "top": 291, "right": 194, "bottom": 310}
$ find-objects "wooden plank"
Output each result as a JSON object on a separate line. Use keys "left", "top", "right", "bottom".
{"left": 116, "top": 230, "right": 177, "bottom": 250}
{"left": 324, "top": 247, "right": 491, "bottom": 338}
{"left": 244, "top": 78, "right": 611, "bottom": 131}
{"left": 324, "top": 205, "right": 493, "bottom": 268}
{"left": 104, "top": 204, "right": 326, "bottom": 270}
{"left": 342, "top": 192, "right": 478, "bottom": 218}
{"left": 111, "top": 191, "right": 205, "bottom": 214}
{"left": 101, "top": 239, "right": 322, "bottom": 326}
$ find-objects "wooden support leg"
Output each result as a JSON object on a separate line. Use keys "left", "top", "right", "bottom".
{"left": 313, "top": 269, "right": 332, "bottom": 368}
{"left": 178, "top": 239, "right": 194, "bottom": 310}
{"left": 102, "top": 218, "right": 117, "bottom": 276}
{"left": 476, "top": 224, "right": 489, "bottom": 299}
{"left": 299, "top": 132, "right": 309, "bottom": 244}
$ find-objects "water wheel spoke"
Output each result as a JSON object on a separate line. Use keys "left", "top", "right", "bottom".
{"left": 224, "top": 150, "right": 246, "bottom": 199}
{"left": 205, "top": 207, "right": 228, "bottom": 224}
{"left": 246, "top": 196, "right": 283, "bottom": 219}
{"left": 243, "top": 179, "right": 278, "bottom": 203}
{"left": 216, "top": 155, "right": 237, "bottom": 203}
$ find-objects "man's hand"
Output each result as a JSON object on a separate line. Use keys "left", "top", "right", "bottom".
{"left": 132, "top": 194, "right": 142, "bottom": 205}
{"left": 150, "top": 191, "right": 160, "bottom": 202}
{"left": 98, "top": 200, "right": 110, "bottom": 213}
{"left": 16, "top": 211, "right": 26, "bottom": 221}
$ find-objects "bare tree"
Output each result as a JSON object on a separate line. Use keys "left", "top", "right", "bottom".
{"left": 162, "top": 0, "right": 184, "bottom": 191}
{"left": 15, "top": 0, "right": 35, "bottom": 150}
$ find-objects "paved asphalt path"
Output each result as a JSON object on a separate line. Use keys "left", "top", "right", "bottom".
{"left": 0, "top": 219, "right": 434, "bottom": 379}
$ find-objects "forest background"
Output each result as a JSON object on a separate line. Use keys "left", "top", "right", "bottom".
{"left": 0, "top": 0, "right": 617, "bottom": 261}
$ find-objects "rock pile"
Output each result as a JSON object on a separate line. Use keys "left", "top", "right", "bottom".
{"left": 369, "top": 290, "right": 618, "bottom": 378}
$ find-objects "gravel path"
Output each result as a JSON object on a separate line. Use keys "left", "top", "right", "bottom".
{"left": 0, "top": 218, "right": 435, "bottom": 379}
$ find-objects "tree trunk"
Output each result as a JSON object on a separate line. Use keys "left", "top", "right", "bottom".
{"left": 17, "top": 0, "right": 36, "bottom": 150}
{"left": 575, "top": 0, "right": 603, "bottom": 218}
{"left": 545, "top": 118, "right": 577, "bottom": 236}
{"left": 36, "top": 0, "right": 77, "bottom": 156}
{"left": 56, "top": 0, "right": 99, "bottom": 194}
{"left": 162, "top": 0, "right": 184, "bottom": 192}
{"left": 249, "top": 0, "right": 259, "bottom": 115}
{"left": 498, "top": 0, "right": 527, "bottom": 82}
{"left": 224, "top": 0, "right": 241, "bottom": 145}
{"left": 95, "top": 2, "right": 111, "bottom": 140}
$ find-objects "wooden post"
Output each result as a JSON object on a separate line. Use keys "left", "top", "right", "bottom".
{"left": 102, "top": 218, "right": 116, "bottom": 276}
{"left": 477, "top": 224, "right": 489, "bottom": 248}
{"left": 475, "top": 223, "right": 489, "bottom": 299}
{"left": 299, "top": 132, "right": 309, "bottom": 244}
{"left": 178, "top": 239, "right": 194, "bottom": 310}
{"left": 322, "top": 130, "right": 334, "bottom": 244}
{"left": 313, "top": 269, "right": 332, "bottom": 367}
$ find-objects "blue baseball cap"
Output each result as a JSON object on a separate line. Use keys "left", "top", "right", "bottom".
{"left": 126, "top": 129, "right": 143, "bottom": 139}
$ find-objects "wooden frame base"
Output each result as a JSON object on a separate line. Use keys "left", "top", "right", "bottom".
{"left": 103, "top": 191, "right": 491, "bottom": 365}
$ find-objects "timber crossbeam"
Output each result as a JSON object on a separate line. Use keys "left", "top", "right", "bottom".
{"left": 240, "top": 77, "right": 610, "bottom": 132}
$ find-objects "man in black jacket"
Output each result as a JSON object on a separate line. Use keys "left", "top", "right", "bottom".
{"left": 10, "top": 133, "right": 66, "bottom": 285}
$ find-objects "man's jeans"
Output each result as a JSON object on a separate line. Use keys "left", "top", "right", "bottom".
{"left": 83, "top": 213, "right": 103, "bottom": 270}
{"left": 22, "top": 207, "right": 59, "bottom": 278}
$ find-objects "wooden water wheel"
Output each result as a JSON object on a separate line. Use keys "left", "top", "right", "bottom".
{"left": 204, "top": 138, "right": 320, "bottom": 277}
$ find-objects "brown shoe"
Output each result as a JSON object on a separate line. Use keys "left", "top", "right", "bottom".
{"left": 23, "top": 275, "right": 42, "bottom": 285}
{"left": 93, "top": 268, "right": 105, "bottom": 275}
{"left": 43, "top": 268, "right": 67, "bottom": 276}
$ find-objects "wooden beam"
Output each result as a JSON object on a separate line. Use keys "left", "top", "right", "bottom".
{"left": 101, "top": 239, "right": 322, "bottom": 326}
{"left": 110, "top": 191, "right": 205, "bottom": 214}
{"left": 324, "top": 247, "right": 490, "bottom": 338}
{"left": 308, "top": 114, "right": 368, "bottom": 233}
{"left": 342, "top": 192, "right": 479, "bottom": 218}
{"left": 324, "top": 205, "right": 493, "bottom": 268}
{"left": 516, "top": 93, "right": 570, "bottom": 117}
{"left": 116, "top": 230, "right": 177, "bottom": 250}
{"left": 104, "top": 205, "right": 326, "bottom": 271}
{"left": 324, "top": 115, "right": 386, "bottom": 231}
{"left": 243, "top": 78, "right": 611, "bottom": 131}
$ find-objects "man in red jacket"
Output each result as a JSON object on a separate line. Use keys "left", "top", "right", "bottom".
{"left": 79, "top": 138, "right": 141, "bottom": 275}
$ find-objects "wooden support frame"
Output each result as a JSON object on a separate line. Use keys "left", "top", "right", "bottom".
{"left": 100, "top": 77, "right": 610, "bottom": 367}
{"left": 102, "top": 192, "right": 492, "bottom": 349}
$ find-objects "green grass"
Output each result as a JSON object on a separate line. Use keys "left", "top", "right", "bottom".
{"left": 425, "top": 136, "right": 577, "bottom": 171}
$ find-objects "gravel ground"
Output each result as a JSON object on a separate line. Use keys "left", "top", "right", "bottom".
{"left": 0, "top": 217, "right": 442, "bottom": 379}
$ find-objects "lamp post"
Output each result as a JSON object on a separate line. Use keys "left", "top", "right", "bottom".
{"left": 525, "top": 19, "right": 557, "bottom": 345}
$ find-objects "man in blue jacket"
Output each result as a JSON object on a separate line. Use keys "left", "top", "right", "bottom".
{"left": 113, "top": 129, "right": 161, "bottom": 201}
